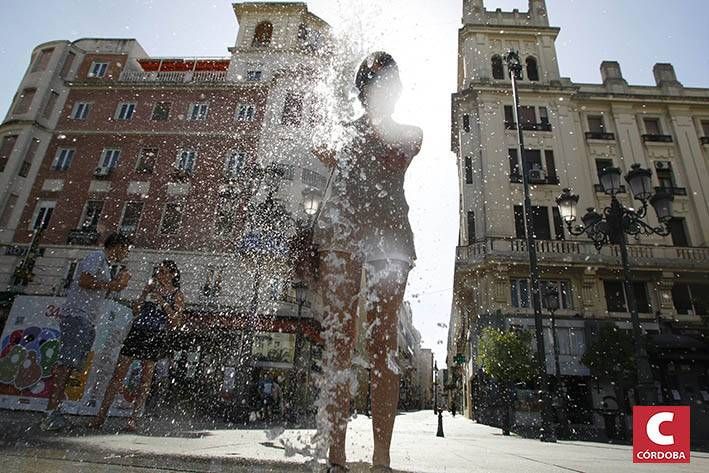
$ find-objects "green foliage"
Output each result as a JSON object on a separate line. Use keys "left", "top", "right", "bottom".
{"left": 581, "top": 322, "right": 635, "bottom": 383}
{"left": 477, "top": 327, "right": 536, "bottom": 384}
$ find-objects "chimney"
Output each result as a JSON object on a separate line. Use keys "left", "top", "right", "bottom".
{"left": 653, "top": 63, "right": 683, "bottom": 87}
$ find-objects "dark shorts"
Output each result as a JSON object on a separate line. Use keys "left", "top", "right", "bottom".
{"left": 120, "top": 326, "right": 172, "bottom": 361}
{"left": 57, "top": 315, "right": 96, "bottom": 371}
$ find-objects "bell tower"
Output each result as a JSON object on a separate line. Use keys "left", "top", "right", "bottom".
{"left": 458, "top": 0, "right": 560, "bottom": 90}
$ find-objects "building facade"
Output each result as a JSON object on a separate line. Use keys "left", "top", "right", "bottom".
{"left": 448, "top": 0, "right": 709, "bottom": 434}
{"left": 0, "top": 2, "right": 335, "bottom": 419}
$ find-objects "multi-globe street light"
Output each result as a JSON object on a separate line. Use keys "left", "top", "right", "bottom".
{"left": 555, "top": 164, "right": 674, "bottom": 405}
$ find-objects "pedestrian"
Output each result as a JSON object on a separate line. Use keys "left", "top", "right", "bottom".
{"left": 259, "top": 376, "right": 275, "bottom": 420}
{"left": 41, "top": 233, "right": 132, "bottom": 431}
{"left": 313, "top": 51, "right": 422, "bottom": 473}
{"left": 89, "top": 260, "right": 185, "bottom": 431}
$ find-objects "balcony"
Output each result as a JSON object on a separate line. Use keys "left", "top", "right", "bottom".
{"left": 593, "top": 183, "right": 626, "bottom": 193}
{"left": 700, "top": 136, "right": 709, "bottom": 145}
{"left": 585, "top": 131, "right": 615, "bottom": 141}
{"left": 510, "top": 173, "right": 559, "bottom": 185}
{"left": 456, "top": 237, "right": 709, "bottom": 272}
{"left": 67, "top": 229, "right": 99, "bottom": 245}
{"left": 642, "top": 134, "right": 673, "bottom": 143}
{"left": 119, "top": 70, "right": 227, "bottom": 83}
{"left": 655, "top": 186, "right": 687, "bottom": 196}
{"left": 504, "top": 121, "right": 552, "bottom": 132}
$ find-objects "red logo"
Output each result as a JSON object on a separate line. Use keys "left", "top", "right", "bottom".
{"left": 633, "top": 406, "right": 690, "bottom": 463}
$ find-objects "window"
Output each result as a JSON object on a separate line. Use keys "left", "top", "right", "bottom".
{"left": 252, "top": 21, "right": 273, "bottom": 47}
{"left": 513, "top": 205, "right": 525, "bottom": 238}
{"left": 71, "top": 102, "right": 90, "bottom": 120}
{"left": 176, "top": 150, "right": 196, "bottom": 173}
{"left": 119, "top": 202, "right": 143, "bottom": 234}
{"left": 552, "top": 207, "right": 565, "bottom": 241}
{"left": 464, "top": 156, "right": 473, "bottom": 184}
{"left": 282, "top": 93, "right": 303, "bottom": 126}
{"left": 524, "top": 149, "right": 543, "bottom": 174}
{"left": 467, "top": 211, "right": 476, "bottom": 244}
{"left": 52, "top": 148, "right": 75, "bottom": 171}
{"left": 237, "top": 103, "right": 256, "bottom": 121}
{"left": 18, "top": 138, "right": 40, "bottom": 178}
{"left": 603, "top": 280, "right": 651, "bottom": 313}
{"left": 542, "top": 280, "right": 574, "bottom": 309}
{"left": 31, "top": 201, "right": 55, "bottom": 230}
{"left": 544, "top": 150, "right": 557, "bottom": 182}
{"left": 539, "top": 107, "right": 549, "bottom": 126}
{"left": 225, "top": 151, "right": 246, "bottom": 176}
{"left": 136, "top": 148, "right": 157, "bottom": 173}
{"left": 0, "top": 135, "right": 18, "bottom": 172}
{"left": 531, "top": 205, "right": 551, "bottom": 240}
{"left": 160, "top": 203, "right": 183, "bottom": 234}
{"left": 0, "top": 194, "right": 19, "bottom": 228}
{"left": 491, "top": 55, "right": 504, "bottom": 80}
{"left": 246, "top": 70, "right": 263, "bottom": 81}
{"left": 14, "top": 88, "right": 36, "bottom": 114}
{"left": 60, "top": 52, "right": 75, "bottom": 78}
{"left": 525, "top": 56, "right": 539, "bottom": 81}
{"left": 508, "top": 148, "right": 520, "bottom": 178}
{"left": 702, "top": 120, "right": 709, "bottom": 137}
{"left": 595, "top": 158, "right": 613, "bottom": 179}
{"left": 504, "top": 105, "right": 514, "bottom": 127}
{"left": 519, "top": 106, "right": 536, "bottom": 126}
{"left": 644, "top": 117, "right": 662, "bottom": 135}
{"left": 462, "top": 114, "right": 471, "bottom": 132}
{"left": 31, "top": 48, "right": 54, "bottom": 73}
{"left": 588, "top": 115, "right": 605, "bottom": 133}
{"left": 668, "top": 217, "right": 689, "bottom": 247}
{"left": 42, "top": 91, "right": 59, "bottom": 120}
{"left": 151, "top": 102, "right": 171, "bottom": 121}
{"left": 188, "top": 103, "right": 209, "bottom": 121}
{"left": 655, "top": 162, "right": 675, "bottom": 189}
{"left": 99, "top": 148, "right": 121, "bottom": 169}
{"left": 672, "top": 283, "right": 709, "bottom": 316}
{"left": 80, "top": 200, "right": 104, "bottom": 231}
{"left": 88, "top": 62, "right": 108, "bottom": 78}
{"left": 511, "top": 279, "right": 530, "bottom": 308}
{"left": 215, "top": 190, "right": 237, "bottom": 236}
{"left": 115, "top": 102, "right": 136, "bottom": 120}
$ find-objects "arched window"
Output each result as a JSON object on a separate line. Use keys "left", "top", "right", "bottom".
{"left": 491, "top": 55, "right": 504, "bottom": 80}
{"left": 526, "top": 56, "right": 539, "bottom": 81}
{"left": 252, "top": 21, "right": 273, "bottom": 47}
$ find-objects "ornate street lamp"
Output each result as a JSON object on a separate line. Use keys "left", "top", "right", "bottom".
{"left": 556, "top": 164, "right": 674, "bottom": 405}
{"left": 302, "top": 187, "right": 322, "bottom": 216}
{"left": 505, "top": 49, "right": 556, "bottom": 442}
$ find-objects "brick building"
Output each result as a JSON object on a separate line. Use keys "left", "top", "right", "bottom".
{"left": 0, "top": 2, "right": 334, "bottom": 418}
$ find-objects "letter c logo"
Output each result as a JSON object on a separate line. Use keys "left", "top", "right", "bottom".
{"left": 646, "top": 412, "right": 674, "bottom": 446}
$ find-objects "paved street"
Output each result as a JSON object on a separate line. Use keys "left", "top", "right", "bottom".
{"left": 1, "top": 409, "right": 708, "bottom": 472}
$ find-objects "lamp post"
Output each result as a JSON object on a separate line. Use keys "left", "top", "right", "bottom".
{"left": 433, "top": 360, "right": 439, "bottom": 415}
{"left": 556, "top": 164, "right": 674, "bottom": 405}
{"left": 541, "top": 284, "right": 562, "bottom": 386}
{"left": 504, "top": 50, "right": 556, "bottom": 442}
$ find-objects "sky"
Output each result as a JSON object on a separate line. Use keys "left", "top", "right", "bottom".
{"left": 1, "top": 0, "right": 708, "bottom": 367}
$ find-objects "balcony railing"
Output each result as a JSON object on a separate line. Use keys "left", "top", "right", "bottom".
{"left": 510, "top": 173, "right": 559, "bottom": 185}
{"left": 655, "top": 186, "right": 687, "bottom": 196}
{"left": 504, "top": 121, "right": 552, "bottom": 132}
{"left": 642, "top": 134, "right": 673, "bottom": 143}
{"left": 700, "top": 136, "right": 709, "bottom": 145}
{"left": 67, "top": 229, "right": 99, "bottom": 245}
{"left": 593, "top": 183, "right": 626, "bottom": 193}
{"left": 119, "top": 70, "right": 228, "bottom": 83}
{"left": 456, "top": 237, "right": 709, "bottom": 271}
{"left": 585, "top": 131, "right": 615, "bottom": 140}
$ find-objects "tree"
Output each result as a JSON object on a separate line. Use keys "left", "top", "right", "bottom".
{"left": 477, "top": 327, "right": 536, "bottom": 435}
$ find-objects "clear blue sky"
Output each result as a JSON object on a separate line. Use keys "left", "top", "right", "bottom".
{"left": 1, "top": 0, "right": 707, "bottom": 365}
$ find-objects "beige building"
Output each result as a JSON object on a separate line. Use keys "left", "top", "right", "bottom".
{"left": 448, "top": 0, "right": 709, "bottom": 430}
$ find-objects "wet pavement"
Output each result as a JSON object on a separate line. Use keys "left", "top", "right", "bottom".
{"left": 1, "top": 409, "right": 708, "bottom": 472}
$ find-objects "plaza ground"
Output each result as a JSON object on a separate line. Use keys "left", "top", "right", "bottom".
{"left": 1, "top": 409, "right": 707, "bottom": 472}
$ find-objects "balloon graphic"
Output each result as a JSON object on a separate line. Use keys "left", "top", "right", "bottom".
{"left": 39, "top": 339, "right": 60, "bottom": 376}
{"left": 0, "top": 345, "right": 26, "bottom": 384}
{"left": 15, "top": 351, "right": 42, "bottom": 390}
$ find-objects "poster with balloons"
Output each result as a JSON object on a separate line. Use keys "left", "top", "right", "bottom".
{"left": 0, "top": 295, "right": 136, "bottom": 416}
